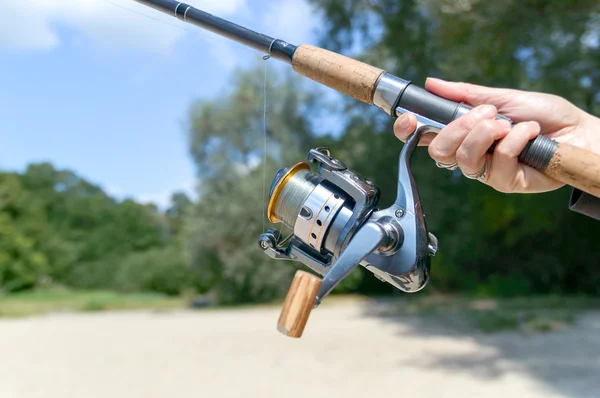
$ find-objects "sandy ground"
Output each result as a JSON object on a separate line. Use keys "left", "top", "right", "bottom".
{"left": 1, "top": 299, "right": 599, "bottom": 398}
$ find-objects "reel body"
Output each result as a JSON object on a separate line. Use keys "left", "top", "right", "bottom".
{"left": 259, "top": 117, "right": 440, "bottom": 308}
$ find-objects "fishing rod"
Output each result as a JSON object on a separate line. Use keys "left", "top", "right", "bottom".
{"left": 135, "top": 0, "right": 600, "bottom": 338}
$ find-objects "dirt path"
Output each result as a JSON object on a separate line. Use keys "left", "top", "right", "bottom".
{"left": 0, "top": 300, "right": 598, "bottom": 398}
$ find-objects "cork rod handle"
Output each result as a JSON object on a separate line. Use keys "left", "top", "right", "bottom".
{"left": 291, "top": 44, "right": 385, "bottom": 105}
{"left": 277, "top": 270, "right": 322, "bottom": 338}
{"left": 544, "top": 143, "right": 600, "bottom": 197}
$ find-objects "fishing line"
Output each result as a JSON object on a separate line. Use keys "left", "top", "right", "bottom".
{"left": 101, "top": 0, "right": 286, "bottom": 236}
{"left": 262, "top": 55, "right": 269, "bottom": 232}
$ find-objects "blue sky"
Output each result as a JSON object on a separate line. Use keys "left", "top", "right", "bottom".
{"left": 0, "top": 0, "right": 323, "bottom": 208}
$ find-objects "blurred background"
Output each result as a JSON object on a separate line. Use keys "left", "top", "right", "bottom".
{"left": 1, "top": 0, "right": 600, "bottom": 397}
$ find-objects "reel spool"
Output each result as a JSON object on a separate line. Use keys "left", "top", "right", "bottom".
{"left": 259, "top": 125, "right": 440, "bottom": 338}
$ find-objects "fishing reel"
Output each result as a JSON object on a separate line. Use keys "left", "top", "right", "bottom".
{"left": 258, "top": 115, "right": 442, "bottom": 337}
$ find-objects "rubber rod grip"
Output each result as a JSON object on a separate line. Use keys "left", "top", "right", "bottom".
{"left": 397, "top": 84, "right": 463, "bottom": 125}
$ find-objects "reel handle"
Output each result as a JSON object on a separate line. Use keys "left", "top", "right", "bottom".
{"left": 277, "top": 270, "right": 322, "bottom": 338}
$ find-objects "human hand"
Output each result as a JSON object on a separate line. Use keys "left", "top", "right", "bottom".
{"left": 393, "top": 78, "right": 600, "bottom": 193}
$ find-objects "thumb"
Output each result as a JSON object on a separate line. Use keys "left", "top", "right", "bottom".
{"left": 424, "top": 77, "right": 513, "bottom": 108}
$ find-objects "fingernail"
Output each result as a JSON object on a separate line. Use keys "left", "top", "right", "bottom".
{"left": 398, "top": 114, "right": 410, "bottom": 131}
{"left": 474, "top": 105, "right": 496, "bottom": 118}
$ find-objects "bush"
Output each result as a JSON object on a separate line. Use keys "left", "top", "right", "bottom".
{"left": 113, "top": 245, "right": 196, "bottom": 296}
{"left": 67, "top": 244, "right": 204, "bottom": 296}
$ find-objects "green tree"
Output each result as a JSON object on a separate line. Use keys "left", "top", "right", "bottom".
{"left": 1, "top": 163, "right": 184, "bottom": 294}
{"left": 0, "top": 172, "right": 74, "bottom": 291}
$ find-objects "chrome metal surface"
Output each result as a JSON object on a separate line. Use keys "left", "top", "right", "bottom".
{"left": 372, "top": 73, "right": 411, "bottom": 116}
{"left": 293, "top": 184, "right": 346, "bottom": 251}
{"left": 395, "top": 110, "right": 443, "bottom": 211}
{"left": 307, "top": 148, "right": 347, "bottom": 171}
{"left": 361, "top": 121, "right": 441, "bottom": 292}
{"left": 324, "top": 205, "right": 352, "bottom": 254}
{"left": 306, "top": 149, "right": 379, "bottom": 257}
{"left": 315, "top": 222, "right": 390, "bottom": 306}
{"left": 427, "top": 232, "right": 438, "bottom": 256}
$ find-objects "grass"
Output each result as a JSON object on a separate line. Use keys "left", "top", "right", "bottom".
{"left": 374, "top": 294, "right": 600, "bottom": 333}
{"left": 0, "top": 287, "right": 187, "bottom": 318}
{"left": 3, "top": 288, "right": 599, "bottom": 335}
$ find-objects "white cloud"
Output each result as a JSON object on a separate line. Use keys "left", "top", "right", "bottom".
{"left": 0, "top": 0, "right": 246, "bottom": 56}
{"left": 262, "top": 0, "right": 318, "bottom": 46}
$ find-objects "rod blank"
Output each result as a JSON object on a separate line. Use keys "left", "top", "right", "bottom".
{"left": 133, "top": 0, "right": 275, "bottom": 53}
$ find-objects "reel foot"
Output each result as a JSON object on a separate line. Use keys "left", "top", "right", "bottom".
{"left": 277, "top": 270, "right": 322, "bottom": 338}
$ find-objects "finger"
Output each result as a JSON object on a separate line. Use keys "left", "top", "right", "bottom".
{"left": 455, "top": 119, "right": 512, "bottom": 179}
{"left": 428, "top": 104, "right": 497, "bottom": 166}
{"left": 424, "top": 78, "right": 579, "bottom": 132}
{"left": 488, "top": 121, "right": 551, "bottom": 193}
{"left": 393, "top": 113, "right": 417, "bottom": 142}
{"left": 424, "top": 78, "right": 514, "bottom": 109}
{"left": 393, "top": 113, "right": 436, "bottom": 146}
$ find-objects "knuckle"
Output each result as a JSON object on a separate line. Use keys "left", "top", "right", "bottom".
{"left": 494, "top": 144, "right": 513, "bottom": 159}
{"left": 480, "top": 119, "right": 499, "bottom": 133}
{"left": 455, "top": 147, "right": 471, "bottom": 166}
{"left": 456, "top": 114, "right": 475, "bottom": 131}
{"left": 428, "top": 144, "right": 449, "bottom": 160}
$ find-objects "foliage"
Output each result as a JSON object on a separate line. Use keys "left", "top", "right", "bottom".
{"left": 0, "top": 164, "right": 193, "bottom": 295}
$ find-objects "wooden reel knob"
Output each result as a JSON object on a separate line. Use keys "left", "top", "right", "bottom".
{"left": 277, "top": 270, "right": 322, "bottom": 338}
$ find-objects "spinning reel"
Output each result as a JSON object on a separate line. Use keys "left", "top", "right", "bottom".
{"left": 258, "top": 113, "right": 442, "bottom": 338}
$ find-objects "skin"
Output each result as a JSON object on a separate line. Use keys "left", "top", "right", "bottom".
{"left": 393, "top": 78, "right": 600, "bottom": 194}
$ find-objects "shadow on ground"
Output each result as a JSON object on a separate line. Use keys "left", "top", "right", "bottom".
{"left": 358, "top": 296, "right": 600, "bottom": 398}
